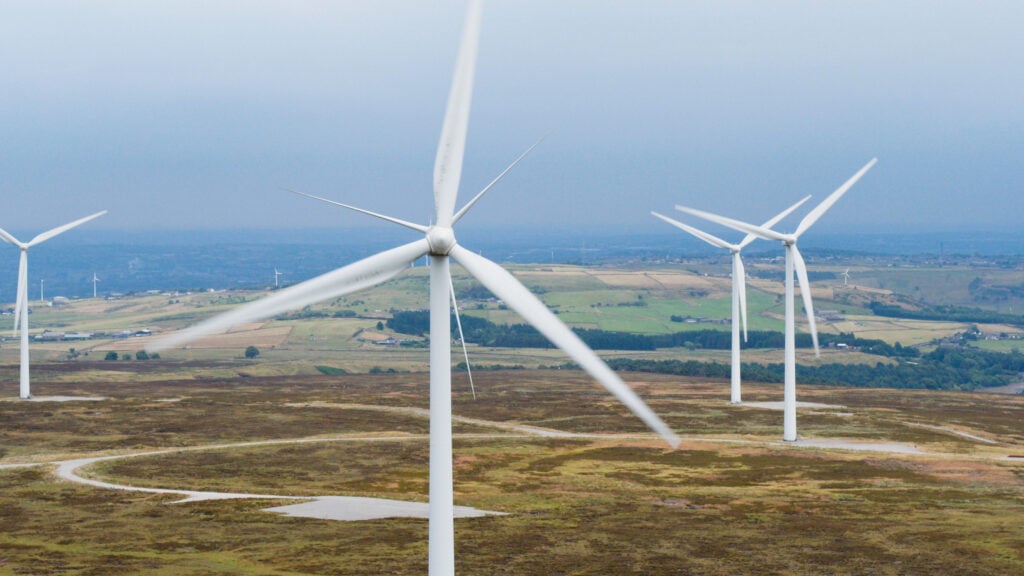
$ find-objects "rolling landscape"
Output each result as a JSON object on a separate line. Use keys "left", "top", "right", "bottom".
{"left": 2, "top": 256, "right": 1023, "bottom": 574}
{"left": 3, "top": 0, "right": 1023, "bottom": 574}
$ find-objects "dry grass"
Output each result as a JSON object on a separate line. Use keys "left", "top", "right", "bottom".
{"left": 94, "top": 326, "right": 293, "bottom": 352}
{"left": 2, "top": 266, "right": 1024, "bottom": 573}
{"left": 1, "top": 366, "right": 1023, "bottom": 574}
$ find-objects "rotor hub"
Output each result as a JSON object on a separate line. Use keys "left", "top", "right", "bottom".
{"left": 426, "top": 226, "right": 457, "bottom": 255}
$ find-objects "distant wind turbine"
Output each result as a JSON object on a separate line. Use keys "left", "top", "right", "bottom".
{"left": 675, "top": 159, "right": 876, "bottom": 441}
{"left": 149, "top": 2, "right": 678, "bottom": 574}
{"left": 652, "top": 195, "right": 810, "bottom": 404}
{"left": 274, "top": 268, "right": 282, "bottom": 289}
{"left": 0, "top": 211, "right": 108, "bottom": 399}
{"left": 841, "top": 268, "right": 850, "bottom": 287}
{"left": 92, "top": 273, "right": 100, "bottom": 298}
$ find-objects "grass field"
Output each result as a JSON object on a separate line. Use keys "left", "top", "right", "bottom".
{"left": 1, "top": 367, "right": 1023, "bottom": 575}
{"left": 2, "top": 262, "right": 1023, "bottom": 572}
{"left": 4, "top": 261, "right": 994, "bottom": 365}
{"left": 973, "top": 339, "right": 1024, "bottom": 353}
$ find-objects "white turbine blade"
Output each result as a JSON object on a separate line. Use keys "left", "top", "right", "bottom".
{"left": 795, "top": 158, "right": 877, "bottom": 237}
{"left": 13, "top": 251, "right": 27, "bottom": 335}
{"left": 452, "top": 136, "right": 545, "bottom": 225}
{"left": 0, "top": 226, "right": 21, "bottom": 247}
{"left": 448, "top": 276, "right": 476, "bottom": 400}
{"left": 288, "top": 189, "right": 428, "bottom": 234}
{"left": 675, "top": 204, "right": 791, "bottom": 243}
{"left": 651, "top": 212, "right": 733, "bottom": 250}
{"left": 149, "top": 239, "right": 430, "bottom": 352}
{"left": 738, "top": 195, "right": 813, "bottom": 249}
{"left": 736, "top": 254, "right": 748, "bottom": 342}
{"left": 27, "top": 210, "right": 107, "bottom": 247}
{"left": 433, "top": 0, "right": 483, "bottom": 226}
{"left": 792, "top": 247, "right": 819, "bottom": 357}
{"left": 451, "top": 245, "right": 680, "bottom": 448}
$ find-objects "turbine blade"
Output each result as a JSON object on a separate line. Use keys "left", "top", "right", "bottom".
{"left": 452, "top": 136, "right": 545, "bottom": 225}
{"left": 450, "top": 245, "right": 680, "bottom": 448}
{"left": 675, "top": 205, "right": 791, "bottom": 243}
{"left": 13, "top": 251, "right": 27, "bottom": 335}
{"left": 27, "top": 210, "right": 107, "bottom": 247}
{"left": 288, "top": 189, "right": 428, "bottom": 234}
{"left": 651, "top": 211, "right": 734, "bottom": 250}
{"left": 738, "top": 195, "right": 813, "bottom": 249}
{"left": 0, "top": 226, "right": 21, "bottom": 247}
{"left": 736, "top": 254, "right": 748, "bottom": 342}
{"left": 433, "top": 0, "right": 483, "bottom": 226}
{"left": 793, "top": 247, "right": 820, "bottom": 357}
{"left": 149, "top": 239, "right": 430, "bottom": 352}
{"left": 795, "top": 158, "right": 877, "bottom": 237}
{"left": 449, "top": 275, "right": 476, "bottom": 400}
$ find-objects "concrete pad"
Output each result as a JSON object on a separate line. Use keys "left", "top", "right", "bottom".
{"left": 264, "top": 496, "right": 505, "bottom": 521}
{"left": 742, "top": 401, "right": 846, "bottom": 410}
{"left": 22, "top": 396, "right": 107, "bottom": 402}
{"left": 794, "top": 438, "right": 923, "bottom": 454}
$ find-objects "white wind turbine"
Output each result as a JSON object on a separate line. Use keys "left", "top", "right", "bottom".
{"left": 92, "top": 272, "right": 100, "bottom": 298}
{"left": 841, "top": 268, "right": 851, "bottom": 287}
{"left": 651, "top": 195, "right": 810, "bottom": 404}
{"left": 273, "top": 268, "right": 282, "bottom": 289}
{"left": 149, "top": 2, "right": 679, "bottom": 574}
{"left": 0, "top": 211, "right": 108, "bottom": 399}
{"left": 675, "top": 159, "right": 876, "bottom": 441}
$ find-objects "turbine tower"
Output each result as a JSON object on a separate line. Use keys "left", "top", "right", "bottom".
{"left": 652, "top": 195, "right": 809, "bottom": 404}
{"left": 841, "top": 268, "right": 850, "bottom": 287}
{"left": 675, "top": 159, "right": 876, "bottom": 441}
{"left": 273, "top": 269, "right": 282, "bottom": 289}
{"left": 150, "top": 3, "right": 679, "bottom": 574}
{"left": 92, "top": 273, "right": 100, "bottom": 298}
{"left": 0, "top": 211, "right": 108, "bottom": 399}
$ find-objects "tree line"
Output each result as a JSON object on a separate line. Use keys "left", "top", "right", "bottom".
{"left": 869, "top": 301, "right": 1024, "bottom": 326}
{"left": 385, "top": 310, "right": 919, "bottom": 358}
{"left": 607, "top": 346, "right": 1024, "bottom": 391}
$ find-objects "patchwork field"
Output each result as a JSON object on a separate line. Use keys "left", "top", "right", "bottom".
{"left": 8, "top": 261, "right": 1019, "bottom": 369}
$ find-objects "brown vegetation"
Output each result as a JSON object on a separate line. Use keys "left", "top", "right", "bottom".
{"left": 1, "top": 366, "right": 1023, "bottom": 574}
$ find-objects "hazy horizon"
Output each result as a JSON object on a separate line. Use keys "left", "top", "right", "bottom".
{"left": 2, "top": 226, "right": 1022, "bottom": 302}
{"left": 2, "top": 1, "right": 1021, "bottom": 234}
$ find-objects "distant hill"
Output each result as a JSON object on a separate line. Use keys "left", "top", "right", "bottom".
{"left": 1, "top": 228, "right": 1022, "bottom": 300}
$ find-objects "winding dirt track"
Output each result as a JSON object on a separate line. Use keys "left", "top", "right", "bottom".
{"left": 3, "top": 401, "right": 1011, "bottom": 522}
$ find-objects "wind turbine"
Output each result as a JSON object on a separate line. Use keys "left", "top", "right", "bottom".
{"left": 149, "top": 2, "right": 679, "bottom": 574}
{"left": 92, "top": 273, "right": 100, "bottom": 298}
{"left": 0, "top": 211, "right": 108, "bottom": 399}
{"left": 274, "top": 268, "right": 282, "bottom": 289}
{"left": 675, "top": 159, "right": 876, "bottom": 441}
{"left": 841, "top": 268, "right": 850, "bottom": 287}
{"left": 651, "top": 195, "right": 810, "bottom": 404}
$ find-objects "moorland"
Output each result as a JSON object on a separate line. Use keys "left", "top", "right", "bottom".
{"left": 2, "top": 258, "right": 1023, "bottom": 574}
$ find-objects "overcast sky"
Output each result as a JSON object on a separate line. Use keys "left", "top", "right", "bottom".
{"left": 1, "top": 1, "right": 1021, "bottom": 236}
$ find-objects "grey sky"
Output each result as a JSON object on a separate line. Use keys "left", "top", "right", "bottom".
{"left": 1, "top": 1, "right": 1021, "bottom": 234}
